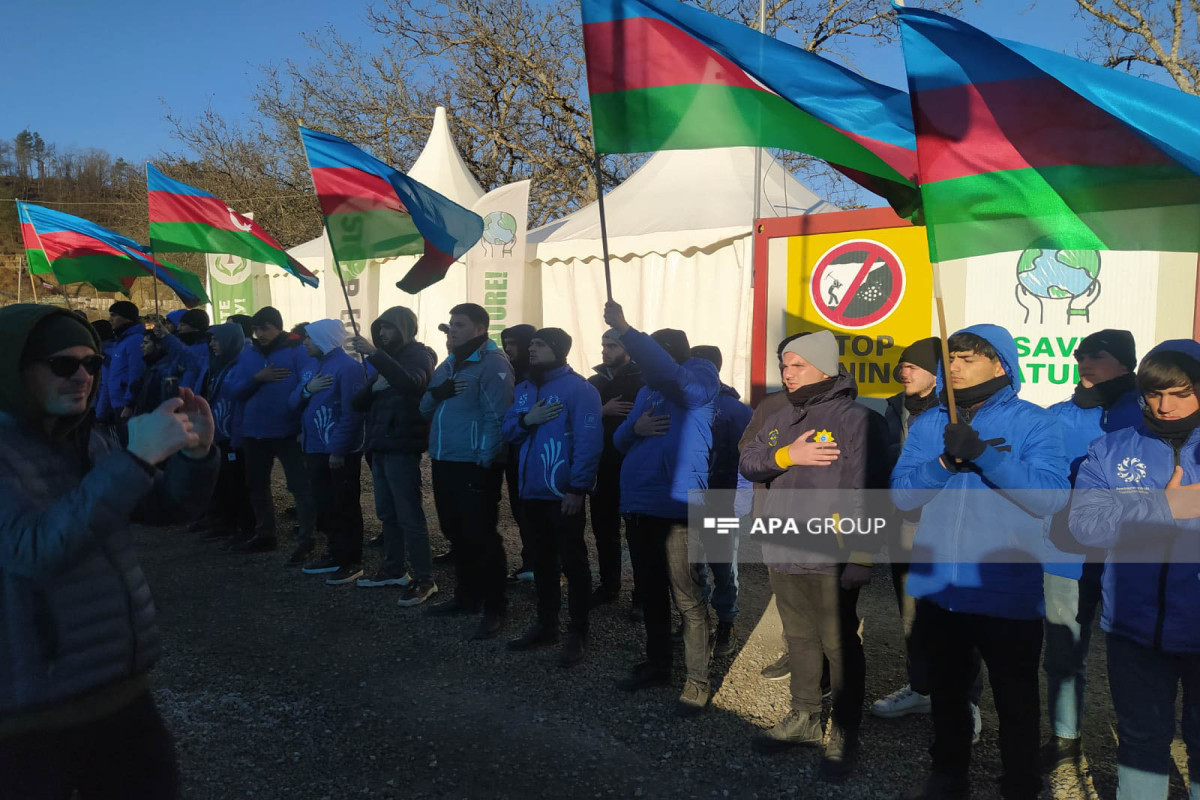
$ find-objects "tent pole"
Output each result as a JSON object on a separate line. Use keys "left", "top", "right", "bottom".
{"left": 592, "top": 151, "right": 614, "bottom": 303}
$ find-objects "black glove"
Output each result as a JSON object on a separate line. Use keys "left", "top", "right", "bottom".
{"left": 943, "top": 422, "right": 987, "bottom": 462}
{"left": 429, "top": 380, "right": 458, "bottom": 401}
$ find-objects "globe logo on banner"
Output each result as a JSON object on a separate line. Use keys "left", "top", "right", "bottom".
{"left": 211, "top": 255, "right": 251, "bottom": 286}
{"left": 1015, "top": 249, "right": 1101, "bottom": 325}
{"left": 481, "top": 211, "right": 518, "bottom": 257}
{"left": 809, "top": 240, "right": 906, "bottom": 330}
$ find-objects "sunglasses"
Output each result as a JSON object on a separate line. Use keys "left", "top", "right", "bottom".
{"left": 43, "top": 355, "right": 104, "bottom": 378}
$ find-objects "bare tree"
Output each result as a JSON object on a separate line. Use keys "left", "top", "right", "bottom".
{"left": 1075, "top": 0, "right": 1200, "bottom": 94}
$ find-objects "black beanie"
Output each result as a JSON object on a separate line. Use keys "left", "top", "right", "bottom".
{"left": 181, "top": 308, "right": 210, "bottom": 332}
{"left": 897, "top": 337, "right": 941, "bottom": 376}
{"left": 21, "top": 312, "right": 99, "bottom": 367}
{"left": 109, "top": 301, "right": 139, "bottom": 323}
{"left": 533, "top": 327, "right": 572, "bottom": 362}
{"left": 251, "top": 306, "right": 284, "bottom": 331}
{"left": 502, "top": 324, "right": 536, "bottom": 349}
{"left": 227, "top": 314, "right": 254, "bottom": 339}
{"left": 691, "top": 345, "right": 722, "bottom": 372}
{"left": 1077, "top": 329, "right": 1137, "bottom": 371}
{"left": 651, "top": 328, "right": 691, "bottom": 365}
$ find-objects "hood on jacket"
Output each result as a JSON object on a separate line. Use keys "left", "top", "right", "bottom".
{"left": 166, "top": 309, "right": 187, "bottom": 329}
{"left": 935, "top": 323, "right": 1022, "bottom": 398}
{"left": 502, "top": 324, "right": 536, "bottom": 377}
{"left": 209, "top": 322, "right": 246, "bottom": 371}
{"left": 1143, "top": 339, "right": 1200, "bottom": 369}
{"left": 0, "top": 305, "right": 101, "bottom": 432}
{"left": 373, "top": 306, "right": 419, "bottom": 351}
{"left": 306, "top": 319, "right": 347, "bottom": 356}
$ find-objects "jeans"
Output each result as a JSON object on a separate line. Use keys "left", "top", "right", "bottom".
{"left": 769, "top": 569, "right": 865, "bottom": 731}
{"left": 212, "top": 442, "right": 254, "bottom": 533}
{"left": 1107, "top": 632, "right": 1200, "bottom": 800}
{"left": 1044, "top": 568, "right": 1103, "bottom": 739}
{"left": 305, "top": 452, "right": 364, "bottom": 565}
{"left": 242, "top": 436, "right": 315, "bottom": 540}
{"left": 589, "top": 462, "right": 624, "bottom": 591}
{"left": 626, "top": 514, "right": 710, "bottom": 683}
{"left": 915, "top": 599, "right": 1043, "bottom": 800}
{"left": 0, "top": 691, "right": 179, "bottom": 800}
{"left": 525, "top": 499, "right": 591, "bottom": 635}
{"left": 431, "top": 460, "right": 507, "bottom": 613}
{"left": 373, "top": 451, "right": 432, "bottom": 581}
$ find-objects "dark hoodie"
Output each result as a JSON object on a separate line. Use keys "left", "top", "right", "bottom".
{"left": 501, "top": 324, "right": 536, "bottom": 384}
{"left": 588, "top": 358, "right": 645, "bottom": 465}
{"left": 0, "top": 305, "right": 219, "bottom": 725}
{"left": 352, "top": 306, "right": 437, "bottom": 454}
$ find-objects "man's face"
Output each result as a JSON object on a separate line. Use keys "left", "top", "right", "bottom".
{"left": 447, "top": 314, "right": 485, "bottom": 348}
{"left": 502, "top": 339, "right": 519, "bottom": 361}
{"left": 209, "top": 338, "right": 222, "bottom": 358}
{"left": 898, "top": 362, "right": 937, "bottom": 397}
{"left": 1076, "top": 350, "right": 1127, "bottom": 388}
{"left": 947, "top": 350, "right": 1004, "bottom": 390}
{"left": 109, "top": 313, "right": 131, "bottom": 329}
{"left": 23, "top": 345, "right": 96, "bottom": 417}
{"left": 303, "top": 337, "right": 322, "bottom": 358}
{"left": 377, "top": 322, "right": 398, "bottom": 348}
{"left": 601, "top": 338, "right": 628, "bottom": 369}
{"left": 253, "top": 323, "right": 281, "bottom": 346}
{"left": 780, "top": 352, "right": 828, "bottom": 391}
{"left": 527, "top": 338, "right": 556, "bottom": 366}
{"left": 141, "top": 337, "right": 158, "bottom": 358}
{"left": 1144, "top": 385, "right": 1200, "bottom": 420}
{"left": 179, "top": 322, "right": 197, "bottom": 334}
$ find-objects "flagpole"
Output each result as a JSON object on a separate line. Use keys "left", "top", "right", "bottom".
{"left": 16, "top": 259, "right": 23, "bottom": 304}
{"left": 592, "top": 152, "right": 614, "bottom": 303}
{"left": 28, "top": 266, "right": 39, "bottom": 303}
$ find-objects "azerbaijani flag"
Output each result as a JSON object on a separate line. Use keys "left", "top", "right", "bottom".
{"left": 18, "top": 203, "right": 209, "bottom": 307}
{"left": 146, "top": 165, "right": 319, "bottom": 288}
{"left": 581, "top": 0, "right": 919, "bottom": 216}
{"left": 17, "top": 202, "right": 53, "bottom": 276}
{"left": 299, "top": 127, "right": 484, "bottom": 294}
{"left": 899, "top": 5, "right": 1200, "bottom": 262}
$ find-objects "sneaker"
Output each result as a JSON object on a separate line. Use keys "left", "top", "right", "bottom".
{"left": 560, "top": 631, "right": 586, "bottom": 668}
{"left": 432, "top": 549, "right": 455, "bottom": 565}
{"left": 713, "top": 621, "right": 737, "bottom": 657}
{"left": 325, "top": 565, "right": 364, "bottom": 585}
{"left": 675, "top": 679, "right": 710, "bottom": 717}
{"left": 753, "top": 710, "right": 824, "bottom": 753}
{"left": 472, "top": 610, "right": 506, "bottom": 640}
{"left": 970, "top": 703, "right": 981, "bottom": 745}
{"left": 286, "top": 539, "right": 314, "bottom": 566}
{"left": 821, "top": 725, "right": 859, "bottom": 780}
{"left": 590, "top": 586, "right": 619, "bottom": 607}
{"left": 508, "top": 568, "right": 534, "bottom": 583}
{"left": 366, "top": 534, "right": 385, "bottom": 548}
{"left": 426, "top": 596, "right": 481, "bottom": 616}
{"left": 1040, "top": 736, "right": 1082, "bottom": 773}
{"left": 357, "top": 568, "right": 412, "bottom": 587}
{"left": 871, "top": 684, "right": 932, "bottom": 719}
{"left": 397, "top": 580, "right": 438, "bottom": 607}
{"left": 898, "top": 772, "right": 970, "bottom": 800}
{"left": 507, "top": 623, "right": 560, "bottom": 651}
{"left": 760, "top": 653, "right": 791, "bottom": 682}
{"left": 616, "top": 661, "right": 672, "bottom": 692}
{"left": 301, "top": 557, "right": 341, "bottom": 575}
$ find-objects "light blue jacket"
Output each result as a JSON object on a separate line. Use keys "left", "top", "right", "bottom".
{"left": 420, "top": 339, "right": 514, "bottom": 466}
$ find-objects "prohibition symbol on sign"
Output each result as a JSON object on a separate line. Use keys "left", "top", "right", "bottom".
{"left": 809, "top": 239, "right": 906, "bottom": 330}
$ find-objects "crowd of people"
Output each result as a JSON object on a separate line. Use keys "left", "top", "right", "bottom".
{"left": 2, "top": 295, "right": 1198, "bottom": 800}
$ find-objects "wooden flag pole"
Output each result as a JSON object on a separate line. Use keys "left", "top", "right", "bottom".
{"left": 28, "top": 265, "right": 39, "bottom": 303}
{"left": 592, "top": 151, "right": 614, "bottom": 303}
{"left": 16, "top": 259, "right": 23, "bottom": 305}
{"left": 932, "top": 260, "right": 958, "bottom": 425}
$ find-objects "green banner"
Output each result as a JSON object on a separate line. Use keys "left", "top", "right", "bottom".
{"left": 206, "top": 253, "right": 255, "bottom": 323}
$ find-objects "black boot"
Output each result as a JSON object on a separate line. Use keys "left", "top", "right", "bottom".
{"left": 713, "top": 621, "right": 737, "bottom": 657}
{"left": 507, "top": 623, "right": 559, "bottom": 651}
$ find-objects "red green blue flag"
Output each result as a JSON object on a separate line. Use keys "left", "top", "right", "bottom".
{"left": 581, "top": 0, "right": 919, "bottom": 216}
{"left": 18, "top": 202, "right": 208, "bottom": 307}
{"left": 299, "top": 126, "right": 484, "bottom": 294}
{"left": 17, "top": 202, "right": 54, "bottom": 277}
{"left": 146, "top": 164, "right": 319, "bottom": 288}
{"left": 899, "top": 5, "right": 1200, "bottom": 262}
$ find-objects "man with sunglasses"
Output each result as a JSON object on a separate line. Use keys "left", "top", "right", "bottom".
{"left": 0, "top": 305, "right": 218, "bottom": 800}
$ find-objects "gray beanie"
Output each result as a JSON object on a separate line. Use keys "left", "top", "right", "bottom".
{"left": 779, "top": 330, "right": 839, "bottom": 378}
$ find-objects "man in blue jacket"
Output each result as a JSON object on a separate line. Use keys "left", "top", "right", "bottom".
{"left": 203, "top": 322, "right": 254, "bottom": 540}
{"left": 1041, "top": 329, "right": 1140, "bottom": 773}
{"left": 502, "top": 328, "right": 603, "bottom": 667}
{"left": 227, "top": 306, "right": 317, "bottom": 557}
{"left": 289, "top": 319, "right": 367, "bottom": 585}
{"left": 421, "top": 303, "right": 514, "bottom": 640}
{"left": 106, "top": 300, "right": 146, "bottom": 422}
{"left": 1070, "top": 339, "right": 1200, "bottom": 800}
{"left": 892, "top": 324, "right": 1069, "bottom": 800}
{"left": 603, "top": 301, "right": 720, "bottom": 718}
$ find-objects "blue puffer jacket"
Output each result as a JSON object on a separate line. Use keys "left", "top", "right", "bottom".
{"left": 160, "top": 333, "right": 210, "bottom": 394}
{"left": 614, "top": 330, "right": 719, "bottom": 518}
{"left": 289, "top": 348, "right": 367, "bottom": 456}
{"left": 1070, "top": 340, "right": 1200, "bottom": 653}
{"left": 1043, "top": 384, "right": 1142, "bottom": 578}
{"left": 419, "top": 338, "right": 514, "bottom": 466}
{"left": 205, "top": 323, "right": 248, "bottom": 448}
{"left": 502, "top": 365, "right": 604, "bottom": 501}
{"left": 711, "top": 384, "right": 753, "bottom": 491}
{"left": 106, "top": 323, "right": 147, "bottom": 413}
{"left": 228, "top": 337, "right": 316, "bottom": 440}
{"left": 891, "top": 324, "right": 1070, "bottom": 620}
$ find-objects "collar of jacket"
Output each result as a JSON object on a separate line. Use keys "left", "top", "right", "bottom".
{"left": 450, "top": 335, "right": 495, "bottom": 365}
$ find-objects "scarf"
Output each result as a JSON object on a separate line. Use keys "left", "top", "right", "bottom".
{"left": 903, "top": 390, "right": 939, "bottom": 419}
{"left": 1142, "top": 407, "right": 1200, "bottom": 450}
{"left": 529, "top": 360, "right": 566, "bottom": 386}
{"left": 1072, "top": 372, "right": 1136, "bottom": 410}
{"left": 941, "top": 375, "right": 1010, "bottom": 412}
{"left": 452, "top": 334, "right": 489, "bottom": 367}
{"left": 786, "top": 376, "right": 838, "bottom": 407}
{"left": 179, "top": 330, "right": 207, "bottom": 347}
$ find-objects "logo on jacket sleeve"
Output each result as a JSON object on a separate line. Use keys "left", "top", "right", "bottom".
{"left": 814, "top": 430, "right": 835, "bottom": 443}
{"left": 767, "top": 429, "right": 779, "bottom": 446}
{"left": 1116, "top": 456, "right": 1147, "bottom": 484}
{"left": 584, "top": 413, "right": 598, "bottom": 429}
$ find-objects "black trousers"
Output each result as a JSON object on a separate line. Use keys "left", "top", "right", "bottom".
{"left": 212, "top": 442, "right": 254, "bottom": 533}
{"left": 505, "top": 450, "right": 532, "bottom": 569}
{"left": 431, "top": 460, "right": 507, "bottom": 613}
{"left": 305, "top": 452, "right": 364, "bottom": 565}
{"left": 770, "top": 569, "right": 866, "bottom": 732}
{"left": 525, "top": 499, "right": 591, "bottom": 635}
{"left": 242, "top": 436, "right": 315, "bottom": 539}
{"left": 0, "top": 691, "right": 179, "bottom": 800}
{"left": 914, "top": 599, "right": 1043, "bottom": 799}
{"left": 589, "top": 462, "right": 624, "bottom": 591}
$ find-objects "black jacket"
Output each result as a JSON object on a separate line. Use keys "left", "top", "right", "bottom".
{"left": 587, "top": 360, "right": 645, "bottom": 466}
{"left": 353, "top": 340, "right": 437, "bottom": 454}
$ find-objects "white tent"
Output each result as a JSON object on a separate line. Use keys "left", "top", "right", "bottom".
{"left": 275, "top": 106, "right": 486, "bottom": 346}
{"left": 530, "top": 147, "right": 835, "bottom": 394}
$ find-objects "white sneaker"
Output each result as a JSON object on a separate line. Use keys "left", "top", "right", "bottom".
{"left": 870, "top": 684, "right": 932, "bottom": 718}
{"left": 970, "top": 702, "right": 982, "bottom": 744}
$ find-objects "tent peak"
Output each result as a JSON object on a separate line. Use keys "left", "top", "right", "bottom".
{"left": 409, "top": 106, "right": 486, "bottom": 207}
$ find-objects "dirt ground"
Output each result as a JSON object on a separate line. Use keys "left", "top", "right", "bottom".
{"left": 138, "top": 462, "right": 1195, "bottom": 799}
